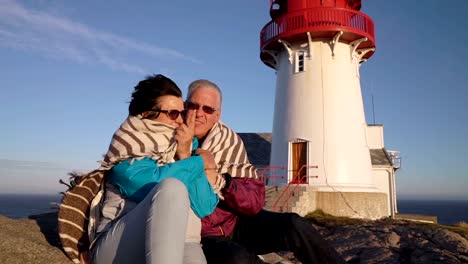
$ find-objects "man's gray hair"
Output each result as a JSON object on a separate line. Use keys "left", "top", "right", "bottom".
{"left": 187, "top": 79, "right": 223, "bottom": 106}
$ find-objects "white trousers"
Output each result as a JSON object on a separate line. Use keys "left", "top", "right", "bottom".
{"left": 92, "top": 178, "right": 206, "bottom": 264}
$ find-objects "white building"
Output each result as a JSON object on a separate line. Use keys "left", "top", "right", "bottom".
{"left": 239, "top": 130, "right": 400, "bottom": 219}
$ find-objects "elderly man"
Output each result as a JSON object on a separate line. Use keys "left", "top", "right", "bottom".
{"left": 186, "top": 79, "right": 345, "bottom": 264}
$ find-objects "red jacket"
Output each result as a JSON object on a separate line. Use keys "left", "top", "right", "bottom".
{"left": 201, "top": 176, "right": 265, "bottom": 237}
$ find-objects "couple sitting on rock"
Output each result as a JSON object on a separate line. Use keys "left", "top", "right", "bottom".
{"left": 58, "top": 74, "right": 345, "bottom": 264}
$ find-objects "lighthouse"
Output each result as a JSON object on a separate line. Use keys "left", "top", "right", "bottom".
{"left": 260, "top": 0, "right": 396, "bottom": 219}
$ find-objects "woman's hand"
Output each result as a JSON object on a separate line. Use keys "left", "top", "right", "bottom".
{"left": 79, "top": 251, "right": 90, "bottom": 264}
{"left": 175, "top": 109, "right": 196, "bottom": 160}
{"left": 195, "top": 149, "right": 218, "bottom": 185}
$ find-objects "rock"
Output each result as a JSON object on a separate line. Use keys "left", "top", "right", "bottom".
{"left": 0, "top": 213, "right": 69, "bottom": 264}
{"left": 259, "top": 252, "right": 299, "bottom": 264}
{"left": 1, "top": 212, "right": 467, "bottom": 264}
{"left": 387, "top": 231, "right": 401, "bottom": 247}
{"left": 314, "top": 218, "right": 468, "bottom": 264}
{"left": 428, "top": 228, "right": 468, "bottom": 253}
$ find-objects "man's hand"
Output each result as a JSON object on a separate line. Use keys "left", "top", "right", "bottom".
{"left": 175, "top": 109, "right": 196, "bottom": 160}
{"left": 195, "top": 149, "right": 218, "bottom": 185}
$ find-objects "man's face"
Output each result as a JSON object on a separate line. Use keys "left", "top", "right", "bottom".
{"left": 186, "top": 87, "right": 221, "bottom": 139}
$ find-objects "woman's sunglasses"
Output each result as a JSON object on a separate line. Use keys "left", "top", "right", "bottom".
{"left": 146, "top": 109, "right": 186, "bottom": 120}
{"left": 185, "top": 101, "right": 217, "bottom": 115}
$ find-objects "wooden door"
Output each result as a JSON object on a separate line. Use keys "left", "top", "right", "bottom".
{"left": 291, "top": 142, "right": 308, "bottom": 183}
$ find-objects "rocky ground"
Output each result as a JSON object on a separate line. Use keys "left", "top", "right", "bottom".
{"left": 0, "top": 213, "right": 68, "bottom": 264}
{"left": 311, "top": 215, "right": 468, "bottom": 264}
{"left": 0, "top": 212, "right": 467, "bottom": 264}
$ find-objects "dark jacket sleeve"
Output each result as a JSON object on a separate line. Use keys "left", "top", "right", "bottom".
{"left": 220, "top": 174, "right": 265, "bottom": 215}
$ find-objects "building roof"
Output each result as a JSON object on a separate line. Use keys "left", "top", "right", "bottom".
{"left": 238, "top": 133, "right": 392, "bottom": 167}
{"left": 237, "top": 133, "right": 272, "bottom": 166}
{"left": 369, "top": 148, "right": 392, "bottom": 167}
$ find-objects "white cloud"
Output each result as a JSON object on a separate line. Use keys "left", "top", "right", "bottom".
{"left": 0, "top": 0, "right": 200, "bottom": 74}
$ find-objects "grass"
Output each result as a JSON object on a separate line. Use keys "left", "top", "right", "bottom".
{"left": 304, "top": 209, "right": 368, "bottom": 226}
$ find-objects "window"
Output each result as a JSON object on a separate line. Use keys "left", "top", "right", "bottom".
{"left": 294, "top": 51, "right": 305, "bottom": 73}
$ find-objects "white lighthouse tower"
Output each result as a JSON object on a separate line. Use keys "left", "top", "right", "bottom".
{"left": 261, "top": 0, "right": 392, "bottom": 218}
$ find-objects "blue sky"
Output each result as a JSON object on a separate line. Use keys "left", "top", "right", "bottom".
{"left": 1, "top": 0, "right": 467, "bottom": 199}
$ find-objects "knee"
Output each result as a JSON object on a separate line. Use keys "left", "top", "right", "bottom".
{"left": 287, "top": 212, "right": 306, "bottom": 229}
{"left": 286, "top": 212, "right": 321, "bottom": 235}
{"left": 159, "top": 178, "right": 188, "bottom": 193}
{"left": 150, "top": 178, "right": 189, "bottom": 203}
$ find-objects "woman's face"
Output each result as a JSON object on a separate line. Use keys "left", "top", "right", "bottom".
{"left": 144, "top": 95, "right": 185, "bottom": 127}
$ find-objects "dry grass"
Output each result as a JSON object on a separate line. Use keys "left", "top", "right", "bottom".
{"left": 455, "top": 221, "right": 468, "bottom": 228}
{"left": 398, "top": 220, "right": 468, "bottom": 237}
{"left": 441, "top": 222, "right": 468, "bottom": 237}
{"left": 304, "top": 210, "right": 468, "bottom": 237}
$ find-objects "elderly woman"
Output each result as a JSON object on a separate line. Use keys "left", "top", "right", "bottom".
{"left": 60, "top": 74, "right": 219, "bottom": 264}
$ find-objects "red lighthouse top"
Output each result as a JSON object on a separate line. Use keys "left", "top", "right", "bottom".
{"left": 261, "top": 0, "right": 375, "bottom": 67}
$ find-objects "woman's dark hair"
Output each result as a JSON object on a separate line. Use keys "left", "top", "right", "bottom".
{"left": 128, "top": 74, "right": 182, "bottom": 116}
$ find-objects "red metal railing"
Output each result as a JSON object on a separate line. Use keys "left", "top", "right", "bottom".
{"left": 278, "top": 173, "right": 319, "bottom": 212}
{"left": 260, "top": 7, "right": 375, "bottom": 51}
{"left": 272, "top": 165, "right": 318, "bottom": 212}
{"left": 269, "top": 0, "right": 362, "bottom": 10}
{"left": 258, "top": 165, "right": 286, "bottom": 185}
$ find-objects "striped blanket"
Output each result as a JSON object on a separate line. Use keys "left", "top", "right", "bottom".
{"left": 201, "top": 121, "right": 258, "bottom": 179}
{"left": 58, "top": 116, "right": 177, "bottom": 263}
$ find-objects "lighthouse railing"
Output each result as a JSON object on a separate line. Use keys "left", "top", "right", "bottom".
{"left": 257, "top": 165, "right": 286, "bottom": 185}
{"left": 260, "top": 7, "right": 375, "bottom": 51}
{"left": 272, "top": 165, "right": 318, "bottom": 212}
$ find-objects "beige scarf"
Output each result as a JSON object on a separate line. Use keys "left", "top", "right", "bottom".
{"left": 101, "top": 115, "right": 177, "bottom": 167}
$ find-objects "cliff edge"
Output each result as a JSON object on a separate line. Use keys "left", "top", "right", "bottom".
{"left": 0, "top": 213, "right": 68, "bottom": 264}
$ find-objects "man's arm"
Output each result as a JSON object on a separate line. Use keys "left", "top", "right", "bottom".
{"left": 219, "top": 174, "right": 265, "bottom": 215}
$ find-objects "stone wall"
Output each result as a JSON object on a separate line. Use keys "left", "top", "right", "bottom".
{"left": 316, "top": 191, "right": 389, "bottom": 219}
{"left": 290, "top": 188, "right": 389, "bottom": 219}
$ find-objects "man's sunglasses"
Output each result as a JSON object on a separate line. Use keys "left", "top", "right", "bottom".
{"left": 146, "top": 109, "right": 186, "bottom": 120}
{"left": 185, "top": 102, "right": 217, "bottom": 115}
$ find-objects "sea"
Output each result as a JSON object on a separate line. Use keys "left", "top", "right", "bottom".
{"left": 0, "top": 193, "right": 62, "bottom": 219}
{"left": 397, "top": 199, "right": 468, "bottom": 225}
{"left": 0, "top": 194, "right": 467, "bottom": 225}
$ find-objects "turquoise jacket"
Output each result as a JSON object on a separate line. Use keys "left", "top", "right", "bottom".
{"left": 108, "top": 139, "right": 218, "bottom": 218}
